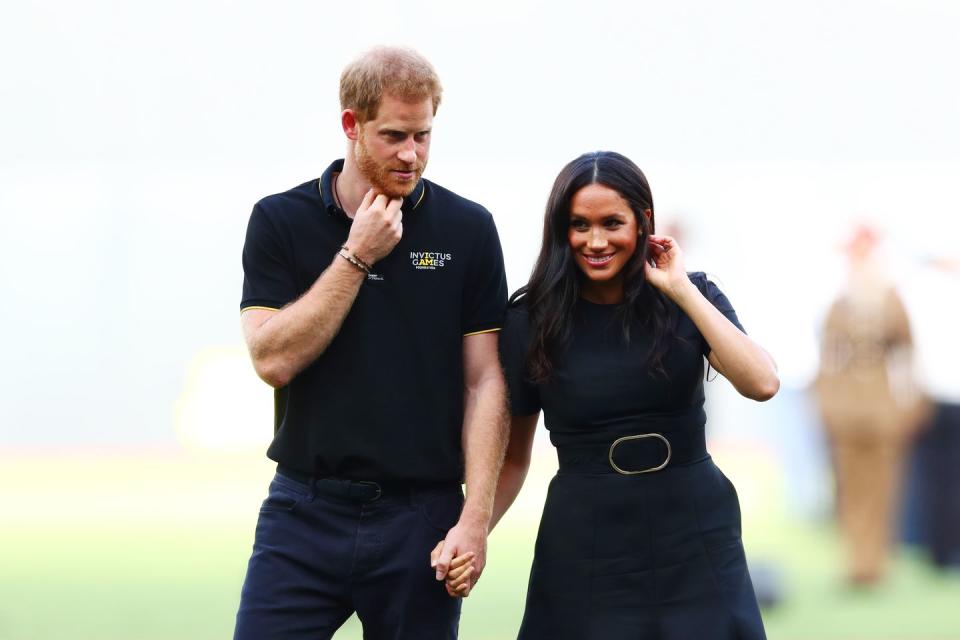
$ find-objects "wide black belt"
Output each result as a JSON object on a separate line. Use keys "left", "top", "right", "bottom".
{"left": 277, "top": 465, "right": 458, "bottom": 503}
{"left": 555, "top": 426, "right": 708, "bottom": 475}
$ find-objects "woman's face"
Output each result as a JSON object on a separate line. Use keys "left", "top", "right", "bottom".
{"left": 567, "top": 183, "right": 641, "bottom": 301}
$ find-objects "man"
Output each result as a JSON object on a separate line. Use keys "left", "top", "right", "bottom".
{"left": 234, "top": 47, "right": 508, "bottom": 639}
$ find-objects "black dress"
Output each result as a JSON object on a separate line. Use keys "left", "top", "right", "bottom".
{"left": 500, "top": 273, "right": 767, "bottom": 640}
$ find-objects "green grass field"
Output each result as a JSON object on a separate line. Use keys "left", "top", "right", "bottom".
{"left": 2, "top": 450, "right": 958, "bottom": 639}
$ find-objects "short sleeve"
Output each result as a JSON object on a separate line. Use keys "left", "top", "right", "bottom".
{"left": 461, "top": 212, "right": 508, "bottom": 335}
{"left": 689, "top": 272, "right": 747, "bottom": 358}
{"left": 499, "top": 308, "right": 541, "bottom": 416}
{"left": 240, "top": 203, "right": 299, "bottom": 311}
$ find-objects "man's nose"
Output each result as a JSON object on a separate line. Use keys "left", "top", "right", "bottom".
{"left": 397, "top": 139, "right": 417, "bottom": 164}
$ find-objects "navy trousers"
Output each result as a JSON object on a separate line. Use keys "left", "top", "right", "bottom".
{"left": 234, "top": 471, "right": 464, "bottom": 639}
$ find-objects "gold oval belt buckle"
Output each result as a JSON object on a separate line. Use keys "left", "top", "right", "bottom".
{"left": 608, "top": 433, "right": 672, "bottom": 475}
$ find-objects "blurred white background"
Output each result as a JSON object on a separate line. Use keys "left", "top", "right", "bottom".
{"left": 1, "top": 0, "right": 957, "bottom": 450}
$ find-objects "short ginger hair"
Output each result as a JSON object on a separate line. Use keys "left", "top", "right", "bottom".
{"left": 339, "top": 46, "right": 443, "bottom": 123}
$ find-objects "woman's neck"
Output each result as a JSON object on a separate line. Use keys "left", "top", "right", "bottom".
{"left": 580, "top": 279, "right": 625, "bottom": 305}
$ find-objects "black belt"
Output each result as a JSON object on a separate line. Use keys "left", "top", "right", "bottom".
{"left": 555, "top": 427, "right": 708, "bottom": 475}
{"left": 277, "top": 465, "right": 458, "bottom": 503}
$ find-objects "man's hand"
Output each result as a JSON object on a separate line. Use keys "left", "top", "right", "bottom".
{"left": 431, "top": 517, "right": 488, "bottom": 597}
{"left": 344, "top": 190, "right": 403, "bottom": 265}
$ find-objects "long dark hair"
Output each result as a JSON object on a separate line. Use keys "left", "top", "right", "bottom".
{"left": 512, "top": 151, "right": 677, "bottom": 382}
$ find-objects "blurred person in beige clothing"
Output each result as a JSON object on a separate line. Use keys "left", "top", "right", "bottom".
{"left": 814, "top": 224, "right": 929, "bottom": 586}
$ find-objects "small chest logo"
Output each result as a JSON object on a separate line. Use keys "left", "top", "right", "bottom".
{"left": 410, "top": 251, "right": 453, "bottom": 270}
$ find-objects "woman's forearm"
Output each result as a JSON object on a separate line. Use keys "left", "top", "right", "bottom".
{"left": 670, "top": 279, "right": 780, "bottom": 401}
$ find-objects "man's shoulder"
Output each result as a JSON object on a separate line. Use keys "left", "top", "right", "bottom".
{"left": 253, "top": 179, "right": 322, "bottom": 219}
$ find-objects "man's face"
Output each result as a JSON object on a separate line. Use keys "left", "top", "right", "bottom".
{"left": 354, "top": 93, "right": 433, "bottom": 198}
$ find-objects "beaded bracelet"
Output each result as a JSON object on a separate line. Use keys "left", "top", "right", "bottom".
{"left": 340, "top": 245, "right": 372, "bottom": 272}
{"left": 337, "top": 249, "right": 370, "bottom": 274}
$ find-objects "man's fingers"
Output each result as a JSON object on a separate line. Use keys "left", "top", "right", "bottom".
{"left": 359, "top": 188, "right": 376, "bottom": 211}
{"left": 430, "top": 540, "right": 445, "bottom": 568}
{"left": 435, "top": 544, "right": 455, "bottom": 580}
{"left": 386, "top": 197, "right": 403, "bottom": 215}
{"left": 371, "top": 193, "right": 389, "bottom": 210}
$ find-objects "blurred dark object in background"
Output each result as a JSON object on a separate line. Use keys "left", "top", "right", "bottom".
{"left": 899, "top": 256, "right": 960, "bottom": 571}
{"left": 750, "top": 561, "right": 786, "bottom": 609}
{"left": 903, "top": 404, "right": 960, "bottom": 569}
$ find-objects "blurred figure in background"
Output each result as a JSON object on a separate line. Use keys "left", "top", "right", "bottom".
{"left": 813, "top": 224, "right": 929, "bottom": 587}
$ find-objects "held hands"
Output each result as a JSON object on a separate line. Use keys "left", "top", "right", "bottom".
{"left": 430, "top": 518, "right": 488, "bottom": 599}
{"left": 644, "top": 235, "right": 691, "bottom": 301}
{"left": 437, "top": 550, "right": 476, "bottom": 598}
{"left": 344, "top": 190, "right": 403, "bottom": 266}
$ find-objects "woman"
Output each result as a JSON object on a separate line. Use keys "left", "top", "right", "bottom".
{"left": 447, "top": 151, "right": 779, "bottom": 638}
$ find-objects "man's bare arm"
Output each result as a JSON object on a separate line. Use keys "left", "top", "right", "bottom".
{"left": 431, "top": 332, "right": 508, "bottom": 587}
{"left": 459, "top": 332, "right": 510, "bottom": 529}
{"left": 488, "top": 413, "right": 539, "bottom": 532}
{"left": 242, "top": 191, "right": 402, "bottom": 388}
{"left": 242, "top": 259, "right": 365, "bottom": 388}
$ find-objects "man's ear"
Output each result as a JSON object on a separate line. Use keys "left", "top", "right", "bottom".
{"left": 342, "top": 110, "right": 360, "bottom": 141}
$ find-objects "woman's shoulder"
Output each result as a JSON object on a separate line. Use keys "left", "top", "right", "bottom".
{"left": 686, "top": 271, "right": 709, "bottom": 287}
{"left": 685, "top": 271, "right": 726, "bottom": 297}
{"left": 500, "top": 298, "right": 534, "bottom": 360}
{"left": 504, "top": 297, "right": 532, "bottom": 328}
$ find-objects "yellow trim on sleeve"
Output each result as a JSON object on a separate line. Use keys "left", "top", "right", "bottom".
{"left": 463, "top": 327, "right": 502, "bottom": 337}
{"left": 241, "top": 305, "right": 280, "bottom": 314}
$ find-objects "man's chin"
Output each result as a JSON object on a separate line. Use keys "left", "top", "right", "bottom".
{"left": 375, "top": 177, "right": 419, "bottom": 199}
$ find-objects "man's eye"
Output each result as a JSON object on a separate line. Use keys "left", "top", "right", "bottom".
{"left": 415, "top": 132, "right": 430, "bottom": 143}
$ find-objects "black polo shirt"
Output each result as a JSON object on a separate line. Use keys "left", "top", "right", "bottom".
{"left": 240, "top": 160, "right": 508, "bottom": 482}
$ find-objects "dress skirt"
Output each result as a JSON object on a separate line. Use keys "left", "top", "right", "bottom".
{"left": 517, "top": 456, "right": 767, "bottom": 640}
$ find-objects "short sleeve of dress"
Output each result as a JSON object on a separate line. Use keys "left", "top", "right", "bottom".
{"left": 240, "top": 202, "right": 298, "bottom": 311}
{"left": 499, "top": 307, "right": 541, "bottom": 416}
{"left": 462, "top": 211, "right": 508, "bottom": 335}
{"left": 689, "top": 272, "right": 747, "bottom": 358}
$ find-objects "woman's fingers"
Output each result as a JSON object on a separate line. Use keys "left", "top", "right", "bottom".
{"left": 648, "top": 235, "right": 674, "bottom": 253}
{"left": 447, "top": 563, "right": 475, "bottom": 585}
{"left": 449, "top": 551, "right": 475, "bottom": 570}
{"left": 447, "top": 565, "right": 475, "bottom": 591}
{"left": 445, "top": 562, "right": 471, "bottom": 582}
{"left": 445, "top": 581, "right": 472, "bottom": 598}
{"left": 445, "top": 552, "right": 475, "bottom": 581}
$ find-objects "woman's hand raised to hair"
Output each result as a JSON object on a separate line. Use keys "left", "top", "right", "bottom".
{"left": 644, "top": 235, "right": 691, "bottom": 301}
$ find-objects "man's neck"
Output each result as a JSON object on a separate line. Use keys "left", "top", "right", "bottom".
{"left": 334, "top": 160, "right": 372, "bottom": 219}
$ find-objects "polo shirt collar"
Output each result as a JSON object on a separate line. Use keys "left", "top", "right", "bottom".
{"left": 319, "top": 159, "right": 426, "bottom": 219}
